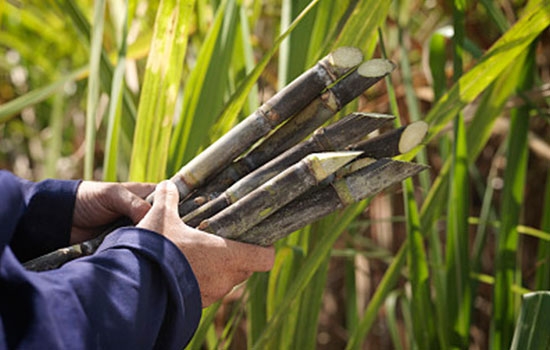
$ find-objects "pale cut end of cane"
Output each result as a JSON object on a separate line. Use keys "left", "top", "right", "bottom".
{"left": 357, "top": 59, "right": 396, "bottom": 78}
{"left": 307, "top": 151, "right": 363, "bottom": 181}
{"left": 398, "top": 121, "right": 429, "bottom": 154}
{"left": 329, "top": 47, "right": 364, "bottom": 70}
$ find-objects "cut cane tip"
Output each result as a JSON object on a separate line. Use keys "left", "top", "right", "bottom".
{"left": 358, "top": 59, "right": 396, "bottom": 77}
{"left": 329, "top": 47, "right": 364, "bottom": 68}
{"left": 193, "top": 196, "right": 208, "bottom": 206}
{"left": 398, "top": 121, "right": 429, "bottom": 154}
{"left": 197, "top": 219, "right": 210, "bottom": 232}
{"left": 307, "top": 151, "right": 363, "bottom": 181}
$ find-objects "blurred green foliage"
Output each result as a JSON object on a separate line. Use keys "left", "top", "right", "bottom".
{"left": 1, "top": 0, "right": 550, "bottom": 348}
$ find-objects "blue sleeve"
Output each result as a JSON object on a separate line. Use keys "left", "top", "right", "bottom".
{"left": 1, "top": 170, "right": 80, "bottom": 262}
{"left": 0, "top": 171, "right": 203, "bottom": 349}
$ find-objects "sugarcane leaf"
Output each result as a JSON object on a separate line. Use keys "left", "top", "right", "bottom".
{"left": 479, "top": 0, "right": 510, "bottom": 33}
{"left": 278, "top": 0, "right": 317, "bottom": 87}
{"left": 510, "top": 292, "right": 550, "bottom": 350}
{"left": 491, "top": 45, "right": 534, "bottom": 349}
{"left": 419, "top": 2, "right": 550, "bottom": 233}
{"left": 246, "top": 272, "right": 270, "bottom": 348}
{"left": 102, "top": 0, "right": 130, "bottom": 181}
{"left": 83, "top": 0, "right": 106, "bottom": 180}
{"left": 44, "top": 92, "right": 65, "bottom": 178}
{"left": 385, "top": 291, "right": 406, "bottom": 350}
{"left": 380, "top": 23, "right": 438, "bottom": 348}
{"left": 444, "top": 2, "right": 472, "bottom": 346}
{"left": 185, "top": 302, "right": 222, "bottom": 350}
{"left": 535, "top": 173, "right": 550, "bottom": 289}
{"left": 424, "top": 0, "right": 550, "bottom": 138}
{"left": 332, "top": 0, "right": 392, "bottom": 57}
{"left": 213, "top": 0, "right": 322, "bottom": 140}
{"left": 54, "top": 0, "right": 137, "bottom": 150}
{"left": 294, "top": 227, "right": 330, "bottom": 350}
{"left": 346, "top": 242, "right": 407, "bottom": 350}
{"left": 252, "top": 201, "right": 368, "bottom": 350}
{"left": 168, "top": 0, "right": 238, "bottom": 172}
{"left": 129, "top": 0, "right": 194, "bottom": 182}
{"left": 428, "top": 29, "right": 449, "bottom": 102}
{"left": 405, "top": 178, "right": 436, "bottom": 349}
{"left": 445, "top": 113, "right": 471, "bottom": 348}
{"left": 231, "top": 5, "right": 258, "bottom": 117}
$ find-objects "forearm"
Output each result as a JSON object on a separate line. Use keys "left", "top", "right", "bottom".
{"left": 1, "top": 228, "right": 202, "bottom": 349}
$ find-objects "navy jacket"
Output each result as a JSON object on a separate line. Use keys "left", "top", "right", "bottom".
{"left": 0, "top": 171, "right": 202, "bottom": 349}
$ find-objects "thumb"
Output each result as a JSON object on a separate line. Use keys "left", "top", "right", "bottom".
{"left": 151, "top": 180, "right": 180, "bottom": 215}
{"left": 137, "top": 181, "right": 180, "bottom": 232}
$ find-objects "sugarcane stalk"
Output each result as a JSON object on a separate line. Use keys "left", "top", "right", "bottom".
{"left": 22, "top": 48, "right": 364, "bottom": 272}
{"left": 182, "top": 113, "right": 394, "bottom": 227}
{"left": 23, "top": 235, "right": 105, "bottom": 271}
{"left": 236, "top": 158, "right": 428, "bottom": 246}
{"left": 237, "top": 59, "right": 396, "bottom": 173}
{"left": 167, "top": 46, "right": 364, "bottom": 201}
{"left": 197, "top": 151, "right": 362, "bottom": 239}
{"left": 24, "top": 118, "right": 426, "bottom": 272}
{"left": 22, "top": 54, "right": 408, "bottom": 272}
{"left": 347, "top": 120, "right": 428, "bottom": 159}
{"left": 178, "top": 59, "right": 396, "bottom": 216}
{"left": 23, "top": 217, "right": 133, "bottom": 271}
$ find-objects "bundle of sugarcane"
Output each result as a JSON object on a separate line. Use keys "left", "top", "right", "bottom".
{"left": 24, "top": 46, "right": 428, "bottom": 271}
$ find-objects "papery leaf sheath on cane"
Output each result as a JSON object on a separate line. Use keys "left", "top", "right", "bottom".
{"left": 165, "top": 46, "right": 363, "bottom": 201}
{"left": 236, "top": 159, "right": 428, "bottom": 246}
{"left": 182, "top": 113, "right": 394, "bottom": 227}
{"left": 178, "top": 59, "right": 396, "bottom": 216}
{"left": 197, "top": 151, "right": 362, "bottom": 239}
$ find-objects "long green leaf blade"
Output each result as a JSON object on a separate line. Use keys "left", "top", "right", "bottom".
{"left": 103, "top": 0, "right": 129, "bottom": 181}
{"left": 129, "top": 0, "right": 194, "bottom": 182}
{"left": 84, "top": 0, "right": 106, "bottom": 179}
{"left": 424, "top": 1, "right": 550, "bottom": 137}
{"left": 510, "top": 292, "right": 550, "bottom": 350}
{"left": 445, "top": 1, "right": 471, "bottom": 347}
{"left": 253, "top": 202, "right": 368, "bottom": 350}
{"left": 168, "top": 0, "right": 235, "bottom": 172}
{"left": 491, "top": 44, "right": 535, "bottom": 350}
{"left": 346, "top": 243, "right": 407, "bottom": 350}
{"left": 535, "top": 172, "right": 550, "bottom": 289}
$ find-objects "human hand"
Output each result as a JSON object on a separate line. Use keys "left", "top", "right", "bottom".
{"left": 138, "top": 181, "right": 275, "bottom": 307}
{"left": 71, "top": 181, "right": 155, "bottom": 244}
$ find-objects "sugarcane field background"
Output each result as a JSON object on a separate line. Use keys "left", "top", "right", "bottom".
{"left": 1, "top": 0, "right": 550, "bottom": 349}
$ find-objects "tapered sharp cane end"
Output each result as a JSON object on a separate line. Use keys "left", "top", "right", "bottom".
{"left": 357, "top": 59, "right": 396, "bottom": 78}
{"left": 307, "top": 151, "right": 363, "bottom": 181}
{"left": 398, "top": 121, "right": 428, "bottom": 154}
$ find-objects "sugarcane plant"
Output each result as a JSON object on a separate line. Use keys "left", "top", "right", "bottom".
{"left": 24, "top": 46, "right": 428, "bottom": 271}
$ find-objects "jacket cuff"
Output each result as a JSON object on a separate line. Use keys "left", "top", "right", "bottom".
{"left": 97, "top": 228, "right": 203, "bottom": 340}
{"left": 12, "top": 178, "right": 81, "bottom": 262}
